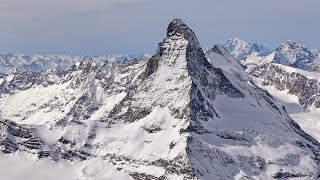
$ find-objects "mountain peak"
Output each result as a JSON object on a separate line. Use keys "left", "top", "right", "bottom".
{"left": 226, "top": 37, "right": 247, "bottom": 44}
{"left": 2, "top": 19, "right": 320, "bottom": 180}
{"left": 166, "top": 18, "right": 198, "bottom": 43}
{"left": 273, "top": 40, "right": 315, "bottom": 68}
{"left": 168, "top": 18, "right": 185, "bottom": 26}
{"left": 283, "top": 39, "right": 297, "bottom": 44}
{"left": 206, "top": 44, "right": 244, "bottom": 71}
{"left": 277, "top": 40, "right": 310, "bottom": 53}
{"left": 167, "top": 18, "right": 188, "bottom": 36}
{"left": 223, "top": 38, "right": 270, "bottom": 61}
{"left": 277, "top": 40, "right": 310, "bottom": 52}
{"left": 281, "top": 40, "right": 305, "bottom": 48}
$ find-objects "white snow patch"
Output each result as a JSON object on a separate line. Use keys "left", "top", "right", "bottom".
{"left": 0, "top": 152, "right": 132, "bottom": 180}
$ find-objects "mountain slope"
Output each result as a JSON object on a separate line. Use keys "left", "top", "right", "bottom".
{"left": 194, "top": 43, "right": 320, "bottom": 179}
{"left": 1, "top": 19, "right": 320, "bottom": 180}
{"left": 248, "top": 63, "right": 320, "bottom": 143}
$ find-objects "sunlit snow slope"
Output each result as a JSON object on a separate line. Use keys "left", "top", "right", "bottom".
{"left": 1, "top": 19, "right": 320, "bottom": 180}
{"left": 249, "top": 63, "right": 320, "bottom": 142}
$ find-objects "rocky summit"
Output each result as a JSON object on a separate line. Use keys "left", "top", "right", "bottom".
{"left": 1, "top": 19, "right": 320, "bottom": 179}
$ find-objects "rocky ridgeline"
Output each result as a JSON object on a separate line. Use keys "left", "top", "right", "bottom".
{"left": 249, "top": 64, "right": 320, "bottom": 109}
{"left": 1, "top": 19, "right": 320, "bottom": 179}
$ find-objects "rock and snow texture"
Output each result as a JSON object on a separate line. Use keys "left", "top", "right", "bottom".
{"left": 248, "top": 62, "right": 320, "bottom": 143}
{"left": 272, "top": 40, "right": 320, "bottom": 71}
{"left": 237, "top": 40, "right": 320, "bottom": 72}
{"left": 237, "top": 39, "right": 320, "bottom": 170}
{"left": 0, "top": 53, "right": 149, "bottom": 75}
{"left": 249, "top": 63, "right": 320, "bottom": 109}
{"left": 223, "top": 38, "right": 271, "bottom": 61}
{"left": 1, "top": 19, "right": 320, "bottom": 179}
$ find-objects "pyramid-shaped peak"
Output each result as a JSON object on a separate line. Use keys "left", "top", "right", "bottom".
{"left": 167, "top": 18, "right": 197, "bottom": 41}
{"left": 169, "top": 18, "right": 186, "bottom": 26}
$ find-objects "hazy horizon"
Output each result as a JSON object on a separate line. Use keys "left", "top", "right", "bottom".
{"left": 0, "top": 0, "right": 319, "bottom": 56}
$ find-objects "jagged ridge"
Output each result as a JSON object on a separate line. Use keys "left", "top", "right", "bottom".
{"left": 1, "top": 19, "right": 320, "bottom": 180}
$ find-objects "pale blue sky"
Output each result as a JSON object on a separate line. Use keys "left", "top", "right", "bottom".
{"left": 0, "top": 0, "right": 319, "bottom": 56}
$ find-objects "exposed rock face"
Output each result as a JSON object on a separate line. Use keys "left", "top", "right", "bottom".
{"left": 249, "top": 63, "right": 320, "bottom": 108}
{"left": 0, "top": 119, "right": 89, "bottom": 160}
{"left": 1, "top": 19, "right": 320, "bottom": 179}
{"left": 243, "top": 46, "right": 320, "bottom": 153}
{"left": 273, "top": 40, "right": 319, "bottom": 71}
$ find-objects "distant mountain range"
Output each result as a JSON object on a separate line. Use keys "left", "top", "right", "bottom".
{"left": 1, "top": 38, "right": 319, "bottom": 74}
{"left": 2, "top": 19, "right": 320, "bottom": 179}
{"left": 223, "top": 38, "right": 320, "bottom": 72}
{"left": 223, "top": 38, "right": 271, "bottom": 61}
{"left": 0, "top": 53, "right": 150, "bottom": 75}
{"left": 2, "top": 21, "right": 320, "bottom": 179}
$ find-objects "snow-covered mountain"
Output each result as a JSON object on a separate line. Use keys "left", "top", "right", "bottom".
{"left": 223, "top": 38, "right": 271, "bottom": 61}
{"left": 1, "top": 19, "right": 320, "bottom": 179}
{"left": 234, "top": 38, "right": 320, "bottom": 150}
{"left": 0, "top": 53, "right": 149, "bottom": 75}
{"left": 219, "top": 29, "right": 320, "bottom": 162}
{"left": 272, "top": 40, "right": 320, "bottom": 71}
{"left": 248, "top": 63, "right": 320, "bottom": 143}
{"left": 240, "top": 40, "right": 320, "bottom": 72}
